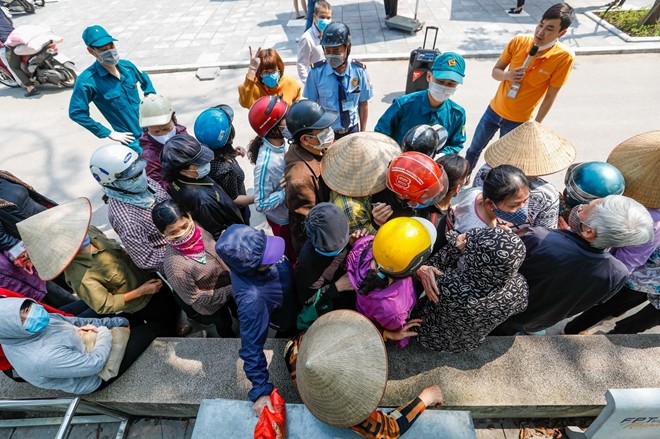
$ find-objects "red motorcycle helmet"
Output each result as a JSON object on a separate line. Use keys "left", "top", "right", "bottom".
{"left": 386, "top": 151, "right": 448, "bottom": 207}
{"left": 248, "top": 96, "right": 288, "bottom": 138}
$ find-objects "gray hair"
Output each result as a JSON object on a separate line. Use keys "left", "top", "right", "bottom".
{"left": 586, "top": 195, "right": 654, "bottom": 249}
{"left": 314, "top": 0, "right": 332, "bottom": 14}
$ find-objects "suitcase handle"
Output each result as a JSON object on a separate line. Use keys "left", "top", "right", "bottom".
{"left": 423, "top": 26, "right": 439, "bottom": 50}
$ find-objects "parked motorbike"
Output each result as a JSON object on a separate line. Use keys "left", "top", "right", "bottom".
{"left": 0, "top": 0, "right": 37, "bottom": 14}
{"left": 0, "top": 38, "right": 76, "bottom": 88}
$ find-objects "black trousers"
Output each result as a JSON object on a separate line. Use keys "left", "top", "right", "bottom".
{"left": 611, "top": 303, "right": 660, "bottom": 334}
{"left": 564, "top": 286, "right": 647, "bottom": 334}
{"left": 77, "top": 283, "right": 180, "bottom": 337}
{"left": 96, "top": 321, "right": 159, "bottom": 390}
{"left": 173, "top": 292, "right": 236, "bottom": 338}
{"left": 384, "top": 0, "right": 398, "bottom": 17}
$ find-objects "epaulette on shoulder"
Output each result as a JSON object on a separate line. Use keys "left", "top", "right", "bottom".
{"left": 311, "top": 60, "right": 327, "bottom": 69}
{"left": 351, "top": 59, "right": 366, "bottom": 69}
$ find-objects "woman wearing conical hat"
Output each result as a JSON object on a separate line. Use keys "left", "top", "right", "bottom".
{"left": 285, "top": 310, "right": 444, "bottom": 437}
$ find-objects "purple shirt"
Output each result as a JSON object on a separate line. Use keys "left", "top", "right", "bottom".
{"left": 347, "top": 235, "right": 416, "bottom": 347}
{"left": 611, "top": 208, "right": 660, "bottom": 273}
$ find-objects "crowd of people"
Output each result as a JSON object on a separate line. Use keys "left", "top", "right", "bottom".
{"left": 1, "top": 2, "right": 659, "bottom": 437}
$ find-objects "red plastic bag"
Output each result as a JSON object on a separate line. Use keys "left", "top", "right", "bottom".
{"left": 254, "top": 388, "right": 286, "bottom": 439}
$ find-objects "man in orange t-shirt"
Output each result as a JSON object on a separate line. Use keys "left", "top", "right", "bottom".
{"left": 465, "top": 3, "right": 575, "bottom": 172}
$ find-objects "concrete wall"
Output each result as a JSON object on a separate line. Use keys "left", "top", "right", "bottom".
{"left": 1, "top": 335, "right": 659, "bottom": 418}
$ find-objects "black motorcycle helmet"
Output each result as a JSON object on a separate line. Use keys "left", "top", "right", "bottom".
{"left": 286, "top": 100, "right": 338, "bottom": 142}
{"left": 402, "top": 124, "right": 449, "bottom": 156}
{"left": 321, "top": 22, "right": 351, "bottom": 47}
{"left": 161, "top": 133, "right": 213, "bottom": 182}
{"left": 321, "top": 22, "right": 352, "bottom": 58}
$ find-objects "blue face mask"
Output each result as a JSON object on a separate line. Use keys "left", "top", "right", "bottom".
{"left": 24, "top": 304, "right": 50, "bottom": 334}
{"left": 195, "top": 162, "right": 211, "bottom": 179}
{"left": 81, "top": 234, "right": 91, "bottom": 248}
{"left": 261, "top": 72, "right": 281, "bottom": 88}
{"left": 493, "top": 203, "right": 529, "bottom": 225}
{"left": 315, "top": 246, "right": 345, "bottom": 257}
{"left": 316, "top": 18, "right": 331, "bottom": 32}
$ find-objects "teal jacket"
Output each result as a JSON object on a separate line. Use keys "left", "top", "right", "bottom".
{"left": 375, "top": 90, "right": 466, "bottom": 155}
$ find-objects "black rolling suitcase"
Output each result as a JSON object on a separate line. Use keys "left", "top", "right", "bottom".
{"left": 404, "top": 26, "right": 440, "bottom": 94}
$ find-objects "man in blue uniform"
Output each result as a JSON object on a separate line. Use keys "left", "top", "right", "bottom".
{"left": 69, "top": 25, "right": 156, "bottom": 152}
{"left": 303, "top": 22, "right": 373, "bottom": 139}
{"left": 375, "top": 52, "right": 467, "bottom": 155}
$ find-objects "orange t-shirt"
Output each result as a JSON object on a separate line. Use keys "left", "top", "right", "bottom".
{"left": 490, "top": 35, "right": 575, "bottom": 122}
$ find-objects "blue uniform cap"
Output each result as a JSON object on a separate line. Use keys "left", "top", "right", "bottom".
{"left": 82, "top": 25, "right": 117, "bottom": 48}
{"left": 431, "top": 52, "right": 465, "bottom": 84}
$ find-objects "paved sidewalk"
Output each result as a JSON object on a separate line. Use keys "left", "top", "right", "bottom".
{"left": 13, "top": 0, "right": 660, "bottom": 72}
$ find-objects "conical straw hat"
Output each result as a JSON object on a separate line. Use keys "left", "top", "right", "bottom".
{"left": 16, "top": 197, "right": 91, "bottom": 281}
{"left": 296, "top": 310, "right": 387, "bottom": 427}
{"left": 607, "top": 130, "right": 660, "bottom": 208}
{"left": 484, "top": 121, "right": 576, "bottom": 176}
{"left": 321, "top": 132, "right": 402, "bottom": 197}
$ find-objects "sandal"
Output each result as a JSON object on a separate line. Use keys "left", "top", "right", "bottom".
{"left": 296, "top": 14, "right": 305, "bottom": 19}
{"left": 24, "top": 88, "right": 40, "bottom": 97}
{"left": 508, "top": 7, "right": 523, "bottom": 14}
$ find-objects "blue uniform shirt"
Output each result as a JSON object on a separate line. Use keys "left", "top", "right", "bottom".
{"left": 303, "top": 59, "right": 373, "bottom": 131}
{"left": 374, "top": 90, "right": 467, "bottom": 155}
{"left": 69, "top": 59, "right": 156, "bottom": 152}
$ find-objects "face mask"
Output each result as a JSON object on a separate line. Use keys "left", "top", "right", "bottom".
{"left": 325, "top": 54, "right": 345, "bottom": 69}
{"left": 150, "top": 126, "right": 176, "bottom": 145}
{"left": 315, "top": 246, "right": 345, "bottom": 257}
{"left": 24, "top": 304, "right": 50, "bottom": 334}
{"left": 165, "top": 219, "right": 206, "bottom": 263}
{"left": 81, "top": 234, "right": 91, "bottom": 248}
{"left": 113, "top": 171, "right": 149, "bottom": 194}
{"left": 428, "top": 82, "right": 456, "bottom": 102}
{"left": 98, "top": 48, "right": 119, "bottom": 66}
{"left": 308, "top": 127, "right": 335, "bottom": 150}
{"left": 195, "top": 162, "right": 211, "bottom": 179}
{"left": 316, "top": 18, "right": 331, "bottom": 32}
{"left": 568, "top": 204, "right": 588, "bottom": 234}
{"left": 407, "top": 199, "right": 433, "bottom": 209}
{"left": 261, "top": 72, "right": 281, "bottom": 88}
{"left": 493, "top": 203, "right": 529, "bottom": 225}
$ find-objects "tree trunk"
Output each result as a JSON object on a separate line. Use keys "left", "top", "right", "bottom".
{"left": 639, "top": 0, "right": 660, "bottom": 26}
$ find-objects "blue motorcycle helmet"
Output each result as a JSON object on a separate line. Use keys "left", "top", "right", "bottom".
{"left": 194, "top": 104, "right": 235, "bottom": 150}
{"left": 563, "top": 161, "right": 625, "bottom": 208}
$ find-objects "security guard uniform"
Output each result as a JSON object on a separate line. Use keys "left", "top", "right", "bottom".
{"left": 303, "top": 59, "right": 373, "bottom": 137}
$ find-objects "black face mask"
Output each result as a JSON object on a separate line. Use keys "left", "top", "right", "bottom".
{"left": 268, "top": 125, "right": 284, "bottom": 140}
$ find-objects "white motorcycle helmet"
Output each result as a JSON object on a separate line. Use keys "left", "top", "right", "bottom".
{"left": 139, "top": 94, "right": 174, "bottom": 127}
{"left": 89, "top": 144, "right": 146, "bottom": 186}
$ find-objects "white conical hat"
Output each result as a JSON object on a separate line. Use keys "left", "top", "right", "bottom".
{"left": 484, "top": 121, "right": 576, "bottom": 176}
{"left": 16, "top": 197, "right": 91, "bottom": 280}
{"left": 321, "top": 131, "right": 402, "bottom": 197}
{"left": 607, "top": 130, "right": 660, "bottom": 208}
{"left": 296, "top": 310, "right": 388, "bottom": 428}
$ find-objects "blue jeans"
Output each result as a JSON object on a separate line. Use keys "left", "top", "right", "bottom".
{"left": 305, "top": 0, "right": 317, "bottom": 30}
{"left": 465, "top": 105, "right": 523, "bottom": 172}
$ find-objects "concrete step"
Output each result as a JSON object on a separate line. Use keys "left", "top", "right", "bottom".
{"left": 1, "top": 335, "right": 659, "bottom": 418}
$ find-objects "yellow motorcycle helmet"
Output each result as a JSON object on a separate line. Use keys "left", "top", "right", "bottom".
{"left": 373, "top": 217, "right": 436, "bottom": 277}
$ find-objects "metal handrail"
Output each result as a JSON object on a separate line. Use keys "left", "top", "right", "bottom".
{"left": 0, "top": 397, "right": 129, "bottom": 439}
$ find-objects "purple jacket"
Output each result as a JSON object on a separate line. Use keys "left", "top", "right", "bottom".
{"left": 0, "top": 251, "right": 46, "bottom": 301}
{"left": 347, "top": 235, "right": 416, "bottom": 347}
{"left": 139, "top": 124, "right": 188, "bottom": 192}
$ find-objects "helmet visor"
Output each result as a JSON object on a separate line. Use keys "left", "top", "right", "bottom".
{"left": 115, "top": 158, "right": 147, "bottom": 181}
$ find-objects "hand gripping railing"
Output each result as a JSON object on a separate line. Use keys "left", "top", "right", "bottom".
{"left": 0, "top": 397, "right": 129, "bottom": 439}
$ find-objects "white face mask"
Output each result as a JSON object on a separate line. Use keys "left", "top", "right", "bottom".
{"left": 309, "top": 127, "right": 335, "bottom": 150}
{"left": 195, "top": 162, "right": 211, "bottom": 179}
{"left": 150, "top": 126, "right": 176, "bottom": 145}
{"left": 428, "top": 82, "right": 456, "bottom": 102}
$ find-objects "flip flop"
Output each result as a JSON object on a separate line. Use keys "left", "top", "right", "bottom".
{"left": 24, "top": 88, "right": 40, "bottom": 97}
